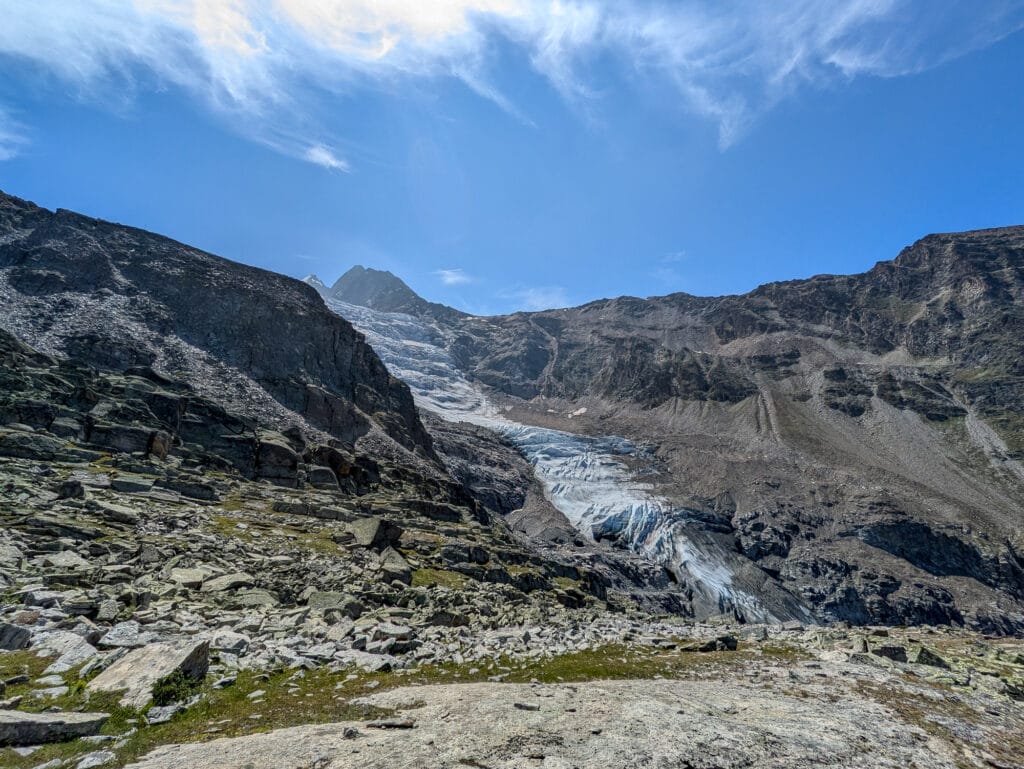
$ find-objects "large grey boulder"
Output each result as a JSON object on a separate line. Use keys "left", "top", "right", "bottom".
{"left": 86, "top": 639, "right": 209, "bottom": 709}
{"left": 0, "top": 709, "right": 109, "bottom": 746}
{"left": 378, "top": 547, "right": 412, "bottom": 585}
{"left": 41, "top": 550, "right": 91, "bottom": 570}
{"left": 0, "top": 621, "right": 30, "bottom": 650}
{"left": 348, "top": 518, "right": 403, "bottom": 550}
{"left": 202, "top": 573, "right": 254, "bottom": 592}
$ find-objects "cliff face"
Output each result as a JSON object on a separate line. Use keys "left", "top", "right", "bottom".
{"left": 0, "top": 191, "right": 432, "bottom": 459}
{"left": 328, "top": 227, "right": 1024, "bottom": 633}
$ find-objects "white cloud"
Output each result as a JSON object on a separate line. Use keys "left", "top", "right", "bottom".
{"left": 435, "top": 268, "right": 474, "bottom": 285}
{"left": 304, "top": 144, "right": 350, "bottom": 171}
{"left": 650, "top": 266, "right": 683, "bottom": 290}
{"left": 1, "top": 1, "right": 1021, "bottom": 161}
{"left": 505, "top": 285, "right": 571, "bottom": 311}
{"left": 0, "top": 109, "right": 27, "bottom": 161}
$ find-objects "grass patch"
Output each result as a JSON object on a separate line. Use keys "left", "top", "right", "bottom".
{"left": 412, "top": 568, "right": 469, "bottom": 590}
{"left": 205, "top": 512, "right": 342, "bottom": 556}
{"left": 217, "top": 494, "right": 246, "bottom": 513}
{"left": 0, "top": 649, "right": 54, "bottom": 683}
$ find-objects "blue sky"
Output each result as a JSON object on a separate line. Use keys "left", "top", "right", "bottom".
{"left": 1, "top": 2, "right": 1022, "bottom": 315}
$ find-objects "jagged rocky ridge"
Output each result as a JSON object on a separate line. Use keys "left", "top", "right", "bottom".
{"left": 0, "top": 191, "right": 431, "bottom": 460}
{"left": 311, "top": 227, "right": 1024, "bottom": 634}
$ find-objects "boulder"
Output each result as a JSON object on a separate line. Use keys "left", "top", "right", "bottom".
{"left": 76, "top": 749, "right": 117, "bottom": 768}
{"left": 86, "top": 639, "right": 209, "bottom": 709}
{"left": 0, "top": 430, "right": 65, "bottom": 460}
{"left": 305, "top": 589, "right": 364, "bottom": 618}
{"left": 0, "top": 622, "right": 31, "bottom": 650}
{"left": 31, "top": 630, "right": 97, "bottom": 662}
{"left": 379, "top": 547, "right": 412, "bottom": 585}
{"left": 911, "top": 646, "right": 949, "bottom": 669}
{"left": 99, "top": 621, "right": 153, "bottom": 648}
{"left": 87, "top": 422, "right": 153, "bottom": 454}
{"left": 111, "top": 475, "right": 155, "bottom": 493}
{"left": 211, "top": 631, "right": 250, "bottom": 655}
{"left": 348, "top": 518, "right": 403, "bottom": 550}
{"left": 41, "top": 550, "right": 91, "bottom": 570}
{"left": 169, "top": 568, "right": 210, "bottom": 589}
{"left": 202, "top": 573, "right": 254, "bottom": 592}
{"left": 45, "top": 638, "right": 101, "bottom": 675}
{"left": 256, "top": 439, "right": 298, "bottom": 482}
{"left": 307, "top": 465, "right": 339, "bottom": 489}
{"left": 227, "top": 589, "right": 279, "bottom": 609}
{"left": 680, "top": 635, "right": 738, "bottom": 653}
{"left": 91, "top": 501, "right": 141, "bottom": 526}
{"left": 871, "top": 645, "right": 908, "bottom": 663}
{"left": 0, "top": 709, "right": 109, "bottom": 746}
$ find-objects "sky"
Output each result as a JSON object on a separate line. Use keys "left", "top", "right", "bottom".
{"left": 0, "top": 2, "right": 1022, "bottom": 315}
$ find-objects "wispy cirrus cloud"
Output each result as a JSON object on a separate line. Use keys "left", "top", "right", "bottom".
{"left": 503, "top": 284, "right": 571, "bottom": 311}
{"left": 304, "top": 144, "right": 349, "bottom": 172}
{"left": 1, "top": 1, "right": 1022, "bottom": 164}
{"left": 0, "top": 109, "right": 28, "bottom": 161}
{"left": 435, "top": 268, "right": 474, "bottom": 286}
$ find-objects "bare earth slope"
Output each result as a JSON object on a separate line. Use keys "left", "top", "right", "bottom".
{"left": 326, "top": 228, "right": 1024, "bottom": 633}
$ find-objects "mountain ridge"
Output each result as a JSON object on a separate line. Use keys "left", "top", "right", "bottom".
{"left": 311, "top": 225, "right": 1024, "bottom": 633}
{"left": 0, "top": 189, "right": 436, "bottom": 468}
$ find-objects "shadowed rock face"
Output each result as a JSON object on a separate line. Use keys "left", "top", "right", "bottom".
{"left": 324, "top": 226, "right": 1024, "bottom": 633}
{"left": 0, "top": 191, "right": 432, "bottom": 459}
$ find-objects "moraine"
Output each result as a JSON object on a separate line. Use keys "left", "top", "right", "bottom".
{"left": 322, "top": 297, "right": 802, "bottom": 623}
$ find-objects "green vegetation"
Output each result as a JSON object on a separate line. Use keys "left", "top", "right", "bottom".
{"left": 151, "top": 671, "right": 202, "bottom": 707}
{"left": 411, "top": 567, "right": 469, "bottom": 589}
{"left": 205, "top": 513, "right": 342, "bottom": 556}
{"left": 552, "top": 576, "right": 580, "bottom": 591}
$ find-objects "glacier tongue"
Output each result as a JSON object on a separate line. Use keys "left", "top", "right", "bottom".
{"left": 327, "top": 298, "right": 782, "bottom": 622}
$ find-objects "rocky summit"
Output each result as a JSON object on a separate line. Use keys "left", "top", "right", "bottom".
{"left": 0, "top": 192, "right": 1023, "bottom": 768}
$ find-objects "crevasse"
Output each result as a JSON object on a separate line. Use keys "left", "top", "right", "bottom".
{"left": 326, "top": 298, "right": 780, "bottom": 622}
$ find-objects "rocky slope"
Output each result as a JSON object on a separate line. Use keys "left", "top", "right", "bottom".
{"left": 0, "top": 191, "right": 430, "bottom": 460}
{"left": 314, "top": 227, "right": 1024, "bottom": 634}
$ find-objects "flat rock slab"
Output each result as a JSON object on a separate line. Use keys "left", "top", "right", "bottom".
{"left": 86, "top": 639, "right": 209, "bottom": 709}
{"left": 201, "top": 573, "right": 253, "bottom": 592}
{"left": 124, "top": 679, "right": 960, "bottom": 769}
{"left": 0, "top": 709, "right": 109, "bottom": 746}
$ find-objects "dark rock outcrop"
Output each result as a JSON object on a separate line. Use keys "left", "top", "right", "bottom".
{"left": 0, "top": 191, "right": 431, "bottom": 459}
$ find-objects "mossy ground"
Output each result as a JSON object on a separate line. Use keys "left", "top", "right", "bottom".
{"left": 206, "top": 512, "right": 343, "bottom": 556}
{"left": 411, "top": 568, "right": 469, "bottom": 590}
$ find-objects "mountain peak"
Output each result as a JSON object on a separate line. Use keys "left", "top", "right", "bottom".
{"left": 317, "top": 265, "right": 428, "bottom": 316}
{"left": 303, "top": 274, "right": 328, "bottom": 292}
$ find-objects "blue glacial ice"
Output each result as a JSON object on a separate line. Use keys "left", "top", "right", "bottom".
{"left": 326, "top": 298, "right": 787, "bottom": 622}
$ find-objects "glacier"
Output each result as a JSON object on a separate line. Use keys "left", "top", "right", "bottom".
{"left": 325, "top": 298, "right": 788, "bottom": 622}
